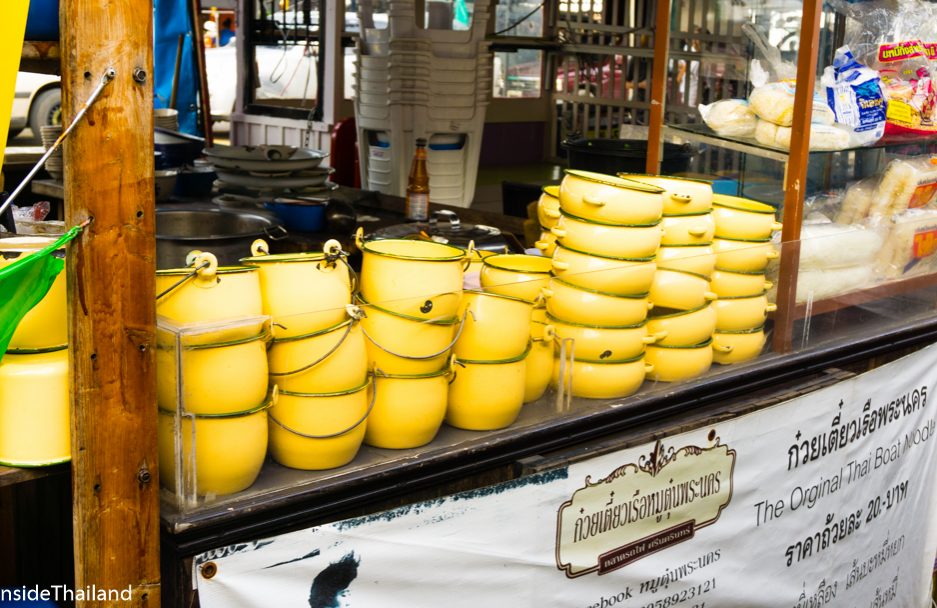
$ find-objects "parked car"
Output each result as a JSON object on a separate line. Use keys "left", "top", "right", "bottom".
{"left": 10, "top": 71, "right": 61, "bottom": 139}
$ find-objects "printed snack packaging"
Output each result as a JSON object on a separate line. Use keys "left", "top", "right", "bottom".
{"left": 822, "top": 46, "right": 887, "bottom": 146}
{"left": 871, "top": 39, "right": 937, "bottom": 137}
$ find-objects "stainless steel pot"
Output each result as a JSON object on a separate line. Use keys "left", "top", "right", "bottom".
{"left": 156, "top": 208, "right": 285, "bottom": 269}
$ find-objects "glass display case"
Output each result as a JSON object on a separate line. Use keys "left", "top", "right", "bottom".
{"left": 648, "top": 0, "right": 937, "bottom": 352}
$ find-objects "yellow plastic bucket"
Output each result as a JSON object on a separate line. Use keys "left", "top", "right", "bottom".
{"left": 0, "top": 347, "right": 70, "bottom": 466}
{"left": 0, "top": 238, "right": 67, "bottom": 350}
{"left": 156, "top": 324, "right": 269, "bottom": 414}
{"left": 156, "top": 251, "right": 263, "bottom": 324}
{"left": 364, "top": 368, "right": 450, "bottom": 449}
{"left": 358, "top": 295, "right": 460, "bottom": 375}
{"left": 447, "top": 348, "right": 528, "bottom": 431}
{"left": 157, "top": 398, "right": 271, "bottom": 496}
{"left": 454, "top": 290, "right": 532, "bottom": 360}
{"left": 357, "top": 229, "right": 468, "bottom": 320}
{"left": 240, "top": 239, "right": 352, "bottom": 338}
{"left": 267, "top": 316, "right": 367, "bottom": 394}
{"left": 268, "top": 378, "right": 372, "bottom": 470}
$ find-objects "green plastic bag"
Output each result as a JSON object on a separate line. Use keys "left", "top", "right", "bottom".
{"left": 0, "top": 226, "right": 81, "bottom": 361}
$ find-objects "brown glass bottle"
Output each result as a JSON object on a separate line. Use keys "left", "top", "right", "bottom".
{"left": 405, "top": 138, "right": 430, "bottom": 221}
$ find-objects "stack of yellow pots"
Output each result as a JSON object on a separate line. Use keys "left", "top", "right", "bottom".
{"left": 155, "top": 250, "right": 270, "bottom": 498}
{"left": 709, "top": 195, "right": 782, "bottom": 365}
{"left": 241, "top": 239, "right": 370, "bottom": 470}
{"left": 354, "top": 228, "right": 469, "bottom": 446}
{"left": 544, "top": 170, "right": 665, "bottom": 399}
{"left": 636, "top": 175, "right": 719, "bottom": 383}
{"left": 534, "top": 185, "right": 561, "bottom": 256}
{"left": 0, "top": 237, "right": 70, "bottom": 468}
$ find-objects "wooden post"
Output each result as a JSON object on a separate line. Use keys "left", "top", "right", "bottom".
{"left": 61, "top": 0, "right": 160, "bottom": 605}
{"left": 772, "top": 0, "right": 823, "bottom": 353}
{"left": 645, "top": 0, "right": 671, "bottom": 175}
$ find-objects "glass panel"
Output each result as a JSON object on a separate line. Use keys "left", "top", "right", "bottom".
{"left": 494, "top": 50, "right": 543, "bottom": 99}
{"left": 249, "top": 0, "right": 320, "bottom": 108}
{"left": 422, "top": 0, "right": 474, "bottom": 31}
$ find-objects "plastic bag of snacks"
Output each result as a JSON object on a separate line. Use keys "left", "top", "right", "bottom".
{"left": 821, "top": 46, "right": 887, "bottom": 146}
{"left": 749, "top": 82, "right": 836, "bottom": 127}
{"left": 867, "top": 155, "right": 937, "bottom": 222}
{"left": 698, "top": 99, "right": 758, "bottom": 137}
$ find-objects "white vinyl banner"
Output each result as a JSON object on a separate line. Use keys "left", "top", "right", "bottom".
{"left": 197, "top": 344, "right": 937, "bottom": 608}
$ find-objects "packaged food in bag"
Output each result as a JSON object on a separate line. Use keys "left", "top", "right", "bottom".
{"left": 699, "top": 99, "right": 758, "bottom": 137}
{"left": 878, "top": 207, "right": 937, "bottom": 278}
{"left": 868, "top": 155, "right": 937, "bottom": 221}
{"left": 754, "top": 119, "right": 850, "bottom": 151}
{"left": 822, "top": 46, "right": 887, "bottom": 146}
{"left": 749, "top": 81, "right": 836, "bottom": 127}
{"left": 835, "top": 177, "right": 880, "bottom": 225}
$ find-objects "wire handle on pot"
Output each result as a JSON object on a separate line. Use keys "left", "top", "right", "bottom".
{"left": 155, "top": 253, "right": 215, "bottom": 301}
{"left": 268, "top": 379, "right": 376, "bottom": 439}
{"left": 251, "top": 239, "right": 270, "bottom": 257}
{"left": 359, "top": 307, "right": 474, "bottom": 361}
{"left": 268, "top": 308, "right": 362, "bottom": 377}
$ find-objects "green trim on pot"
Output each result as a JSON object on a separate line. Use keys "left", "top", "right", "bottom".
{"left": 563, "top": 169, "right": 666, "bottom": 193}
{"left": 713, "top": 235, "right": 773, "bottom": 244}
{"left": 546, "top": 311, "right": 645, "bottom": 330}
{"left": 712, "top": 196, "right": 777, "bottom": 215}
{"left": 455, "top": 342, "right": 532, "bottom": 365}
{"left": 567, "top": 350, "right": 646, "bottom": 365}
{"left": 656, "top": 266, "right": 711, "bottom": 281}
{"left": 659, "top": 242, "right": 711, "bottom": 248}
{"left": 355, "top": 294, "right": 460, "bottom": 325}
{"left": 481, "top": 254, "right": 552, "bottom": 275}
{"left": 662, "top": 210, "right": 713, "bottom": 217}
{"left": 157, "top": 393, "right": 276, "bottom": 418}
{"left": 184, "top": 330, "right": 269, "bottom": 350}
{"left": 554, "top": 241, "right": 656, "bottom": 262}
{"left": 157, "top": 265, "right": 258, "bottom": 276}
{"left": 5, "top": 344, "right": 69, "bottom": 355}
{"left": 551, "top": 276, "right": 649, "bottom": 299}
{"left": 615, "top": 172, "right": 713, "bottom": 185}
{"left": 648, "top": 338, "right": 713, "bottom": 349}
{"left": 714, "top": 325, "right": 766, "bottom": 335}
{"left": 542, "top": 185, "right": 560, "bottom": 198}
{"left": 271, "top": 318, "right": 354, "bottom": 344}
{"left": 360, "top": 238, "right": 466, "bottom": 262}
{"left": 373, "top": 366, "right": 451, "bottom": 380}
{"left": 464, "top": 289, "right": 534, "bottom": 305}
{"left": 558, "top": 208, "right": 662, "bottom": 228}
{"left": 715, "top": 291, "right": 769, "bottom": 300}
{"left": 278, "top": 376, "right": 371, "bottom": 398}
{"left": 240, "top": 251, "right": 331, "bottom": 264}
{"left": 647, "top": 303, "right": 711, "bottom": 319}
{"left": 714, "top": 267, "right": 767, "bottom": 276}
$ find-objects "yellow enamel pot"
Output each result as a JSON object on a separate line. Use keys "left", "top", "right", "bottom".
{"left": 648, "top": 268, "right": 717, "bottom": 311}
{"left": 656, "top": 244, "right": 716, "bottom": 276}
{"left": 712, "top": 292, "right": 777, "bottom": 332}
{"left": 660, "top": 212, "right": 715, "bottom": 245}
{"left": 541, "top": 277, "right": 652, "bottom": 326}
{"left": 710, "top": 268, "right": 773, "bottom": 298}
{"left": 156, "top": 251, "right": 263, "bottom": 324}
{"left": 537, "top": 185, "right": 562, "bottom": 228}
{"left": 454, "top": 290, "right": 532, "bottom": 360}
{"left": 267, "top": 316, "right": 368, "bottom": 394}
{"left": 645, "top": 339, "right": 714, "bottom": 383}
{"left": 551, "top": 243, "right": 656, "bottom": 296}
{"left": 268, "top": 378, "right": 371, "bottom": 470}
{"left": 158, "top": 398, "right": 270, "bottom": 496}
{"left": 358, "top": 295, "right": 458, "bottom": 375}
{"left": 364, "top": 367, "right": 450, "bottom": 449}
{"left": 0, "top": 238, "right": 67, "bottom": 350}
{"left": 0, "top": 347, "right": 70, "bottom": 466}
{"left": 357, "top": 228, "right": 468, "bottom": 320}
{"left": 535, "top": 230, "right": 557, "bottom": 256}
{"left": 240, "top": 239, "right": 352, "bottom": 339}
{"left": 559, "top": 169, "right": 665, "bottom": 225}
{"left": 550, "top": 210, "right": 661, "bottom": 259}
{"left": 480, "top": 253, "right": 552, "bottom": 302}
{"left": 548, "top": 313, "right": 658, "bottom": 361}
{"left": 525, "top": 324, "right": 554, "bottom": 402}
{"left": 156, "top": 324, "right": 269, "bottom": 415}
{"left": 646, "top": 304, "right": 716, "bottom": 347}
{"left": 712, "top": 326, "right": 766, "bottom": 365}
{"left": 712, "top": 237, "right": 778, "bottom": 272}
{"left": 465, "top": 248, "right": 500, "bottom": 276}
{"left": 712, "top": 195, "right": 783, "bottom": 240}
{"left": 619, "top": 174, "right": 713, "bottom": 215}
{"left": 551, "top": 351, "right": 650, "bottom": 399}
{"left": 448, "top": 349, "right": 527, "bottom": 431}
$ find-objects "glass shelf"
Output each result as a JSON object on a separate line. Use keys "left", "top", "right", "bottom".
{"left": 665, "top": 123, "right": 937, "bottom": 164}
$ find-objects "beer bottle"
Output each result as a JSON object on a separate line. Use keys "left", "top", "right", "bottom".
{"left": 405, "top": 138, "right": 430, "bottom": 221}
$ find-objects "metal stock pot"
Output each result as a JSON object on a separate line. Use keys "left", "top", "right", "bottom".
{"left": 541, "top": 277, "right": 652, "bottom": 326}
{"left": 448, "top": 349, "right": 527, "bottom": 431}
{"left": 645, "top": 304, "right": 716, "bottom": 347}
{"left": 454, "top": 290, "right": 533, "bottom": 360}
{"left": 710, "top": 268, "right": 773, "bottom": 298}
{"left": 156, "top": 251, "right": 263, "bottom": 324}
{"left": 712, "top": 292, "right": 777, "bottom": 332}
{"left": 559, "top": 169, "right": 665, "bottom": 225}
{"left": 712, "top": 326, "right": 766, "bottom": 365}
{"left": 537, "top": 185, "right": 561, "bottom": 228}
{"left": 645, "top": 339, "right": 714, "bottom": 383}
{"left": 551, "top": 210, "right": 662, "bottom": 259}
{"left": 267, "top": 315, "right": 368, "bottom": 394}
{"left": 552, "top": 352, "right": 650, "bottom": 399}
{"left": 648, "top": 268, "right": 717, "bottom": 311}
{"left": 548, "top": 313, "right": 659, "bottom": 361}
{"left": 364, "top": 368, "right": 450, "bottom": 449}
{"left": 480, "top": 253, "right": 552, "bottom": 302}
{"left": 712, "top": 195, "right": 783, "bottom": 240}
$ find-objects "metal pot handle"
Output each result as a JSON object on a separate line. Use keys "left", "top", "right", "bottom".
{"left": 251, "top": 239, "right": 270, "bottom": 257}
{"left": 360, "top": 307, "right": 473, "bottom": 361}
{"left": 263, "top": 225, "right": 288, "bottom": 241}
{"left": 268, "top": 307, "right": 362, "bottom": 377}
{"left": 461, "top": 240, "right": 476, "bottom": 272}
{"left": 268, "top": 378, "right": 376, "bottom": 439}
{"left": 431, "top": 209, "right": 460, "bottom": 230}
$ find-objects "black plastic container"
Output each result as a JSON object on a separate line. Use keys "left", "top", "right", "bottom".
{"left": 563, "top": 138, "right": 696, "bottom": 176}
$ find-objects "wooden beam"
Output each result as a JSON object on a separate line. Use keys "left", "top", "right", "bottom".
{"left": 61, "top": 0, "right": 160, "bottom": 605}
{"left": 646, "top": 0, "right": 671, "bottom": 174}
{"left": 773, "top": 0, "right": 823, "bottom": 353}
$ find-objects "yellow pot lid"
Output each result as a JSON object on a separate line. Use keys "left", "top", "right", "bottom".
{"left": 542, "top": 185, "right": 560, "bottom": 198}
{"left": 712, "top": 195, "right": 777, "bottom": 215}
{"left": 564, "top": 169, "right": 665, "bottom": 193}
